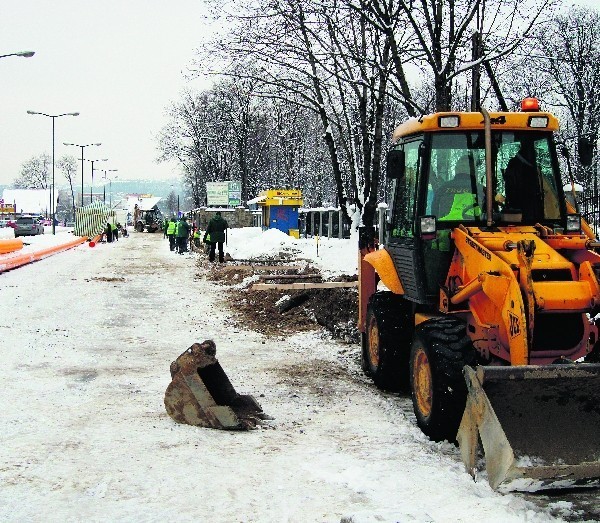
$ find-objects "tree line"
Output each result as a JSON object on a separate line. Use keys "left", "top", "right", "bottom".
{"left": 157, "top": 0, "right": 599, "bottom": 226}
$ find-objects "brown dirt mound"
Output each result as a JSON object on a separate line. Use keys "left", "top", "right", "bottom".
{"left": 201, "top": 262, "right": 359, "bottom": 342}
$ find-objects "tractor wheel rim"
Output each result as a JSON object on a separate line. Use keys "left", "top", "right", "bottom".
{"left": 368, "top": 319, "right": 379, "bottom": 367}
{"left": 414, "top": 347, "right": 432, "bottom": 418}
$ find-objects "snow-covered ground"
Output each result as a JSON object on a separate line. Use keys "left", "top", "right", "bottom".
{"left": 0, "top": 226, "right": 357, "bottom": 277}
{"left": 0, "top": 227, "right": 593, "bottom": 522}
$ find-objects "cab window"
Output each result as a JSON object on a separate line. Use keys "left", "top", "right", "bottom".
{"left": 426, "top": 133, "right": 485, "bottom": 222}
{"left": 390, "top": 139, "right": 421, "bottom": 237}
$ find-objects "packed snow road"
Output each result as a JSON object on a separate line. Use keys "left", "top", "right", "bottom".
{"left": 0, "top": 231, "right": 590, "bottom": 522}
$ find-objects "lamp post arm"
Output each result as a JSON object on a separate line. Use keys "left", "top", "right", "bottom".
{"left": 0, "top": 51, "right": 35, "bottom": 59}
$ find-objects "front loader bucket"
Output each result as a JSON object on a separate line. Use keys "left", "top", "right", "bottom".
{"left": 164, "top": 340, "right": 270, "bottom": 430}
{"left": 457, "top": 364, "right": 600, "bottom": 492}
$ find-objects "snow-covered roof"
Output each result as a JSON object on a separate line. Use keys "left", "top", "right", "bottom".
{"left": 2, "top": 189, "right": 54, "bottom": 214}
{"left": 128, "top": 196, "right": 161, "bottom": 211}
{"left": 246, "top": 195, "right": 267, "bottom": 205}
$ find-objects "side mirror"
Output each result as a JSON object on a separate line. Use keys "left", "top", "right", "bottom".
{"left": 386, "top": 149, "right": 405, "bottom": 180}
{"left": 578, "top": 137, "right": 593, "bottom": 166}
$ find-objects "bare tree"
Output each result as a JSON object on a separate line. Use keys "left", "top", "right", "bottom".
{"left": 157, "top": 89, "right": 238, "bottom": 207}
{"left": 535, "top": 7, "right": 600, "bottom": 189}
{"left": 165, "top": 190, "right": 178, "bottom": 216}
{"left": 14, "top": 153, "right": 51, "bottom": 189}
{"left": 358, "top": 0, "right": 556, "bottom": 111}
{"left": 57, "top": 155, "right": 78, "bottom": 219}
{"left": 195, "top": 0, "right": 402, "bottom": 225}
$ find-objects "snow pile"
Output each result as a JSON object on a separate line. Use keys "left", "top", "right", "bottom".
{"left": 226, "top": 227, "right": 295, "bottom": 260}
{"left": 227, "top": 227, "right": 357, "bottom": 277}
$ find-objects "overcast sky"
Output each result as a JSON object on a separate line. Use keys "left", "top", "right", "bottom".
{"left": 1, "top": 0, "right": 597, "bottom": 190}
{"left": 0, "top": 0, "right": 214, "bottom": 188}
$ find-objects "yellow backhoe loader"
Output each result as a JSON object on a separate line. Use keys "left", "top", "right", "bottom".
{"left": 358, "top": 98, "right": 600, "bottom": 491}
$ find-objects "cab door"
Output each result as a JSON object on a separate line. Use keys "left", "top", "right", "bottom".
{"left": 387, "top": 137, "right": 431, "bottom": 304}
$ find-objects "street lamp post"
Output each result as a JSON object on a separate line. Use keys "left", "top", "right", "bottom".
{"left": 96, "top": 169, "right": 119, "bottom": 208}
{"left": 0, "top": 51, "right": 35, "bottom": 59}
{"left": 85, "top": 159, "right": 108, "bottom": 202}
{"left": 27, "top": 110, "right": 79, "bottom": 234}
{"left": 63, "top": 142, "right": 101, "bottom": 206}
{"left": 100, "top": 170, "right": 118, "bottom": 207}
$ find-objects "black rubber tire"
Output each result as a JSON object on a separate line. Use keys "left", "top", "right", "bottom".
{"left": 586, "top": 319, "right": 600, "bottom": 363}
{"left": 362, "top": 291, "right": 413, "bottom": 392}
{"left": 409, "top": 317, "right": 475, "bottom": 443}
{"left": 360, "top": 331, "right": 370, "bottom": 374}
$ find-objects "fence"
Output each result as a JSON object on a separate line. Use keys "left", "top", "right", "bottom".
{"left": 299, "top": 208, "right": 352, "bottom": 239}
{"left": 579, "top": 194, "right": 600, "bottom": 236}
{"left": 74, "top": 200, "right": 115, "bottom": 238}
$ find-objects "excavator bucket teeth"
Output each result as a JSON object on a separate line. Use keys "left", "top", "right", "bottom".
{"left": 164, "top": 340, "right": 269, "bottom": 430}
{"left": 457, "top": 364, "right": 600, "bottom": 492}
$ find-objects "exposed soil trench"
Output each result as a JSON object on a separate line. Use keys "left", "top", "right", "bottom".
{"left": 200, "top": 259, "right": 360, "bottom": 343}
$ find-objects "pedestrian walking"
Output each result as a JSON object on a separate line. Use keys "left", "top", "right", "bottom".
{"left": 176, "top": 216, "right": 190, "bottom": 254}
{"left": 204, "top": 211, "right": 228, "bottom": 263}
{"left": 111, "top": 222, "right": 119, "bottom": 241}
{"left": 166, "top": 217, "right": 177, "bottom": 251}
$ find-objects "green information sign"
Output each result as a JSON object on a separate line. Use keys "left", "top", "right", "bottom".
{"left": 206, "top": 181, "right": 241, "bottom": 207}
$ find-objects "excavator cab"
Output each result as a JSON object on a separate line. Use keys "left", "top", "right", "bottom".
{"left": 385, "top": 123, "right": 568, "bottom": 305}
{"left": 359, "top": 103, "right": 600, "bottom": 491}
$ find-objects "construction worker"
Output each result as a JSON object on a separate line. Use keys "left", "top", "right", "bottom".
{"left": 433, "top": 154, "right": 482, "bottom": 221}
{"left": 176, "top": 215, "right": 190, "bottom": 254}
{"left": 166, "top": 217, "right": 177, "bottom": 251}
{"left": 204, "top": 211, "right": 228, "bottom": 262}
{"left": 192, "top": 227, "right": 202, "bottom": 250}
{"left": 104, "top": 222, "right": 113, "bottom": 243}
{"left": 111, "top": 221, "right": 119, "bottom": 241}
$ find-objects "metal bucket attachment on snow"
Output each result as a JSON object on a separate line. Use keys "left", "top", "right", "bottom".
{"left": 457, "top": 364, "right": 600, "bottom": 492}
{"left": 164, "top": 340, "right": 271, "bottom": 430}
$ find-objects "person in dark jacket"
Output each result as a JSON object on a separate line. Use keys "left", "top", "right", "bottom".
{"left": 176, "top": 216, "right": 191, "bottom": 254}
{"left": 204, "top": 211, "right": 228, "bottom": 262}
{"left": 104, "top": 222, "right": 113, "bottom": 243}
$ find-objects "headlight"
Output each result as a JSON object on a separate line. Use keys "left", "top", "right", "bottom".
{"left": 528, "top": 116, "right": 548, "bottom": 128}
{"left": 566, "top": 213, "right": 581, "bottom": 233}
{"left": 419, "top": 215, "right": 437, "bottom": 236}
{"left": 439, "top": 115, "right": 459, "bottom": 128}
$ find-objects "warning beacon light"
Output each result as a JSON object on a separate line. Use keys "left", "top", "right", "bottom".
{"left": 521, "top": 97, "right": 540, "bottom": 112}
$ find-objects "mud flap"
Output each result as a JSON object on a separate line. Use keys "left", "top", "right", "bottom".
{"left": 164, "top": 340, "right": 271, "bottom": 430}
{"left": 457, "top": 364, "right": 600, "bottom": 491}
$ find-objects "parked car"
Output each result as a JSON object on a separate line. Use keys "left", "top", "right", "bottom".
{"left": 14, "top": 216, "right": 44, "bottom": 237}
